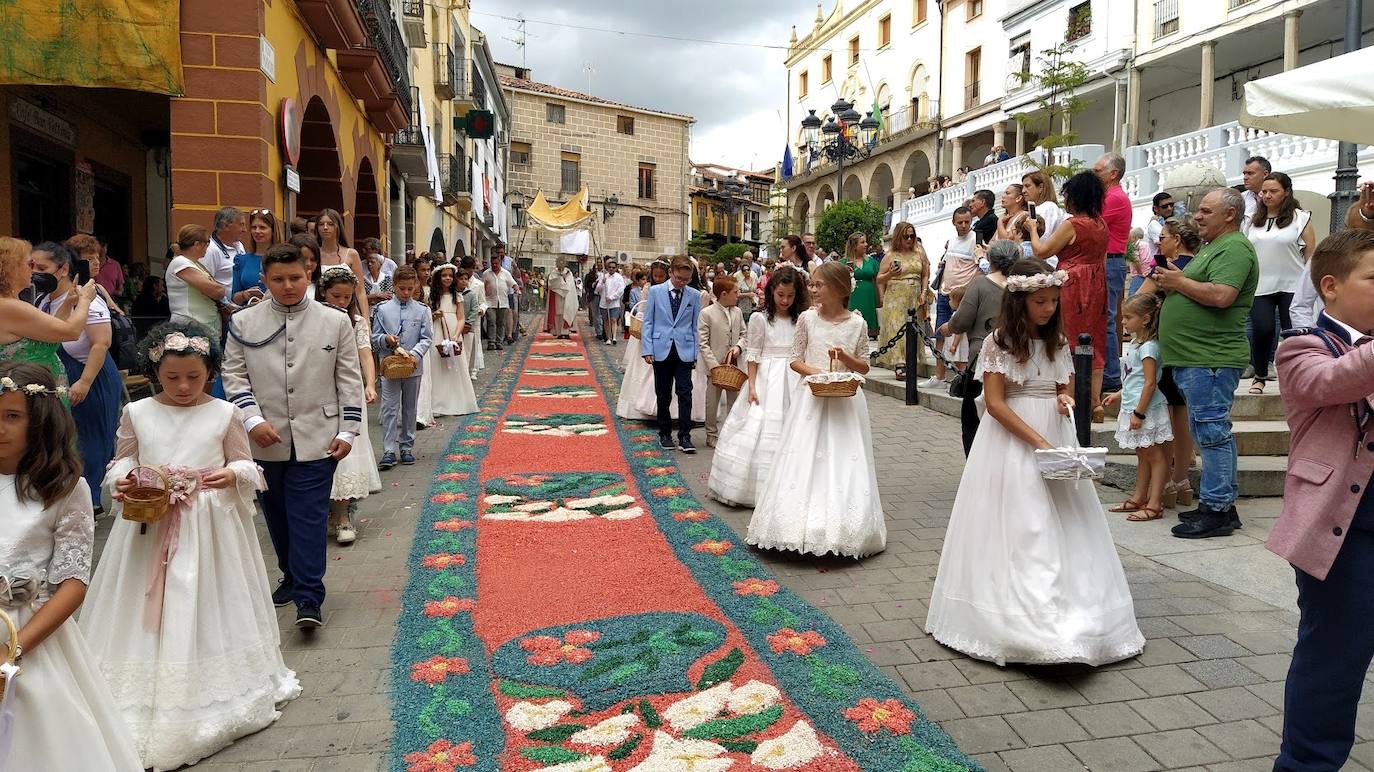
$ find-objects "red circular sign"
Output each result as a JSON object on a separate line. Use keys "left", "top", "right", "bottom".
{"left": 280, "top": 97, "right": 301, "bottom": 167}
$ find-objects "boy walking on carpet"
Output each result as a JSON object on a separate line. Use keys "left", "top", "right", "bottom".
{"left": 641, "top": 254, "right": 702, "bottom": 453}
{"left": 373, "top": 266, "right": 433, "bottom": 470}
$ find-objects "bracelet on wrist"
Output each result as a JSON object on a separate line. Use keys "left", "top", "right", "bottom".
{"left": 1132, "top": 409, "right": 1147, "bottom": 420}
{"left": 1360, "top": 207, "right": 1374, "bottom": 223}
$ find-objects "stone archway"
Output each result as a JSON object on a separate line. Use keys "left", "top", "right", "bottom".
{"left": 841, "top": 173, "right": 863, "bottom": 203}
{"left": 297, "top": 96, "right": 345, "bottom": 219}
{"left": 354, "top": 156, "right": 381, "bottom": 244}
{"left": 427, "top": 228, "right": 446, "bottom": 256}
{"left": 792, "top": 191, "right": 811, "bottom": 234}
{"left": 816, "top": 183, "right": 835, "bottom": 212}
{"left": 901, "top": 149, "right": 933, "bottom": 196}
{"left": 868, "top": 161, "right": 896, "bottom": 210}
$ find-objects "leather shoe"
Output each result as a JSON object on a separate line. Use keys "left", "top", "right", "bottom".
{"left": 1172, "top": 510, "right": 1238, "bottom": 539}
{"left": 1178, "top": 505, "right": 1241, "bottom": 529}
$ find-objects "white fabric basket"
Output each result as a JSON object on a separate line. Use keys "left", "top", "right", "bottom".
{"left": 1034, "top": 412, "right": 1107, "bottom": 481}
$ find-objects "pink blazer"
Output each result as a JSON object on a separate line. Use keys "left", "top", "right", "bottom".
{"left": 1266, "top": 328, "right": 1374, "bottom": 580}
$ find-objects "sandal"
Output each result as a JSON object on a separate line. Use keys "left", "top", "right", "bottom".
{"left": 1162, "top": 481, "right": 1179, "bottom": 509}
{"left": 894, "top": 364, "right": 907, "bottom": 381}
{"left": 1175, "top": 479, "right": 1195, "bottom": 507}
{"left": 1108, "top": 499, "right": 1146, "bottom": 513}
{"left": 1092, "top": 406, "right": 1106, "bottom": 423}
{"left": 1249, "top": 379, "right": 1266, "bottom": 394}
{"left": 1127, "top": 506, "right": 1164, "bottom": 522}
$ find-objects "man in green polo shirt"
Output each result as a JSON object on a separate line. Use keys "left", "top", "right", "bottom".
{"left": 1155, "top": 187, "right": 1258, "bottom": 539}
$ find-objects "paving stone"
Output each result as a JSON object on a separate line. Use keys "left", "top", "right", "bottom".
{"left": 942, "top": 716, "right": 1027, "bottom": 754}
{"left": 1005, "top": 708, "right": 1092, "bottom": 746}
{"left": 1067, "top": 671, "right": 1150, "bottom": 704}
{"left": 911, "top": 688, "right": 965, "bottom": 721}
{"left": 947, "top": 683, "right": 1028, "bottom": 718}
{"left": 1234, "top": 653, "right": 1292, "bottom": 682}
{"left": 1130, "top": 694, "right": 1222, "bottom": 731}
{"left": 1191, "top": 687, "right": 1282, "bottom": 722}
{"left": 1133, "top": 638, "right": 1200, "bottom": 666}
{"left": 1066, "top": 737, "right": 1163, "bottom": 771}
{"left": 1207, "top": 760, "right": 1292, "bottom": 772}
{"left": 998, "top": 744, "right": 1084, "bottom": 771}
{"left": 1180, "top": 659, "right": 1268, "bottom": 689}
{"left": 898, "top": 660, "right": 971, "bottom": 690}
{"left": 1123, "top": 664, "right": 1209, "bottom": 696}
{"left": 1067, "top": 703, "right": 1156, "bottom": 739}
{"left": 1196, "top": 719, "right": 1281, "bottom": 760}
{"left": 1006, "top": 678, "right": 1090, "bottom": 710}
{"left": 1134, "top": 729, "right": 1231, "bottom": 767}
{"left": 1175, "top": 635, "right": 1255, "bottom": 660}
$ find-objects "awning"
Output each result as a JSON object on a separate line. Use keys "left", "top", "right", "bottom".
{"left": 0, "top": 0, "right": 183, "bottom": 94}
{"left": 526, "top": 188, "right": 594, "bottom": 232}
{"left": 1240, "top": 47, "right": 1374, "bottom": 144}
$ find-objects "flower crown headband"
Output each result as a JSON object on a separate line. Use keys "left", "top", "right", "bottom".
{"left": 148, "top": 331, "right": 211, "bottom": 363}
{"left": 0, "top": 377, "right": 66, "bottom": 397}
{"left": 1005, "top": 270, "right": 1068, "bottom": 293}
{"left": 320, "top": 264, "right": 356, "bottom": 280}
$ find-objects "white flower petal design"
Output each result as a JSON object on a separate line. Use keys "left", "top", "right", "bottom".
{"left": 662, "top": 682, "right": 733, "bottom": 732}
{"left": 484, "top": 494, "right": 522, "bottom": 505}
{"left": 566, "top": 494, "right": 636, "bottom": 509}
{"left": 514, "top": 501, "right": 556, "bottom": 512}
{"left": 570, "top": 713, "right": 641, "bottom": 747}
{"left": 726, "top": 680, "right": 782, "bottom": 715}
{"left": 751, "top": 721, "right": 823, "bottom": 769}
{"left": 504, "top": 700, "right": 574, "bottom": 731}
{"left": 628, "top": 731, "right": 733, "bottom": 772}
{"left": 602, "top": 506, "right": 644, "bottom": 520}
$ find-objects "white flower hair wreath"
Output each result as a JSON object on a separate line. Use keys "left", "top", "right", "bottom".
{"left": 1005, "top": 270, "right": 1068, "bottom": 293}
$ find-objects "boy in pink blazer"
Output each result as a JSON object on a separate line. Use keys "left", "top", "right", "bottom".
{"left": 1269, "top": 228, "right": 1374, "bottom": 771}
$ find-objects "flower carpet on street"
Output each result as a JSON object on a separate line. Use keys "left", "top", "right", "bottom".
{"left": 391, "top": 330, "right": 977, "bottom": 772}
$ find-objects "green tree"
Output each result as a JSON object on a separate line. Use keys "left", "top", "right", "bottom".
{"left": 686, "top": 230, "right": 717, "bottom": 258}
{"left": 768, "top": 191, "right": 794, "bottom": 255}
{"left": 714, "top": 242, "right": 749, "bottom": 265}
{"left": 815, "top": 199, "right": 884, "bottom": 256}
{"left": 1011, "top": 42, "right": 1092, "bottom": 179}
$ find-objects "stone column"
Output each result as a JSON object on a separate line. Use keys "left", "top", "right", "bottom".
{"left": 1200, "top": 41, "right": 1216, "bottom": 129}
{"left": 1284, "top": 11, "right": 1302, "bottom": 71}
{"left": 951, "top": 136, "right": 964, "bottom": 171}
{"left": 1127, "top": 66, "right": 1142, "bottom": 147}
{"left": 993, "top": 121, "right": 1006, "bottom": 152}
{"left": 1015, "top": 121, "right": 1026, "bottom": 156}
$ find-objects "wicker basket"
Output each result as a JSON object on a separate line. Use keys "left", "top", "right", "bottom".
{"left": 628, "top": 300, "right": 645, "bottom": 339}
{"left": 381, "top": 351, "right": 417, "bottom": 379}
{"left": 121, "top": 465, "right": 171, "bottom": 525}
{"left": 0, "top": 606, "right": 17, "bottom": 702}
{"left": 709, "top": 363, "right": 747, "bottom": 392}
{"left": 806, "top": 353, "right": 862, "bottom": 398}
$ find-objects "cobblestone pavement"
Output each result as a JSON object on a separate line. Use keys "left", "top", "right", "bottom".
{"left": 87, "top": 332, "right": 1365, "bottom": 771}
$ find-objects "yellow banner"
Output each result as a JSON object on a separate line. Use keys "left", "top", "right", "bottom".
{"left": 0, "top": 0, "right": 183, "bottom": 95}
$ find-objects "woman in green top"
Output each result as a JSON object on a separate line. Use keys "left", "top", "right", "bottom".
{"left": 0, "top": 236, "right": 99, "bottom": 392}
{"left": 842, "top": 231, "right": 891, "bottom": 336}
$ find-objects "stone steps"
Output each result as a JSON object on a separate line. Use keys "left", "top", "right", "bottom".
{"left": 862, "top": 364, "right": 1291, "bottom": 497}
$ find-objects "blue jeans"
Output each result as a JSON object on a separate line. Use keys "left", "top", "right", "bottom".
{"left": 1127, "top": 275, "right": 1146, "bottom": 296}
{"left": 934, "top": 292, "right": 953, "bottom": 343}
{"left": 1103, "top": 255, "right": 1127, "bottom": 389}
{"left": 1276, "top": 528, "right": 1374, "bottom": 771}
{"left": 1169, "top": 366, "right": 1242, "bottom": 509}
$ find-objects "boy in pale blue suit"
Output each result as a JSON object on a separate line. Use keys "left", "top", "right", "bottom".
{"left": 641, "top": 255, "right": 702, "bottom": 453}
{"left": 372, "top": 266, "right": 432, "bottom": 468}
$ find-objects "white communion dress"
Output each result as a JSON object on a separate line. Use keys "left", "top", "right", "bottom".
{"left": 332, "top": 314, "right": 382, "bottom": 499}
{"left": 1, "top": 481, "right": 144, "bottom": 771}
{"left": 925, "top": 335, "right": 1145, "bottom": 666}
{"left": 416, "top": 286, "right": 437, "bottom": 426}
{"left": 748, "top": 309, "right": 886, "bottom": 558}
{"left": 83, "top": 398, "right": 301, "bottom": 771}
{"left": 707, "top": 313, "right": 800, "bottom": 507}
{"left": 428, "top": 293, "right": 478, "bottom": 417}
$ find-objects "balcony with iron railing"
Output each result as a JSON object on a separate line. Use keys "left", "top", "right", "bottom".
{"left": 400, "top": 0, "right": 425, "bottom": 47}
{"left": 470, "top": 60, "right": 487, "bottom": 109}
{"left": 391, "top": 86, "right": 433, "bottom": 193}
{"left": 439, "top": 153, "right": 471, "bottom": 206}
{"left": 333, "top": 0, "right": 412, "bottom": 132}
{"left": 435, "top": 44, "right": 458, "bottom": 100}
{"left": 965, "top": 81, "right": 981, "bottom": 111}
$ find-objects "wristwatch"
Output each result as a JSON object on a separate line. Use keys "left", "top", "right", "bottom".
{"left": 10, "top": 641, "right": 21, "bottom": 663}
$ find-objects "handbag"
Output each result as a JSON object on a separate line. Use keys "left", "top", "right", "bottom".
{"left": 948, "top": 350, "right": 979, "bottom": 399}
{"left": 1034, "top": 412, "right": 1107, "bottom": 481}
{"left": 930, "top": 257, "right": 946, "bottom": 294}
{"left": 436, "top": 310, "right": 454, "bottom": 358}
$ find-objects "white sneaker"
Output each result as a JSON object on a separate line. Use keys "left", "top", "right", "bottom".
{"left": 917, "top": 377, "right": 943, "bottom": 389}
{"left": 336, "top": 519, "right": 356, "bottom": 545}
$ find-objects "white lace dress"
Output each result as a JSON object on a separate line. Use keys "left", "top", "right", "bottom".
{"left": 428, "top": 293, "right": 478, "bottom": 417}
{"left": 333, "top": 315, "right": 382, "bottom": 499}
{"left": 83, "top": 399, "right": 301, "bottom": 771}
{"left": 925, "top": 335, "right": 1145, "bottom": 666}
{"left": 416, "top": 286, "right": 436, "bottom": 426}
{"left": 707, "top": 314, "right": 800, "bottom": 507}
{"left": 747, "top": 310, "right": 886, "bottom": 558}
{"left": 2, "top": 481, "right": 143, "bottom": 771}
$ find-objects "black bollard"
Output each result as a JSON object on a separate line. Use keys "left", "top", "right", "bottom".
{"left": 1072, "top": 333, "right": 1093, "bottom": 446}
{"left": 905, "top": 308, "right": 919, "bottom": 407}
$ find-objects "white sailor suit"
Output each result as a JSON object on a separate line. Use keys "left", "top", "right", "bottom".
{"left": 222, "top": 297, "right": 363, "bottom": 609}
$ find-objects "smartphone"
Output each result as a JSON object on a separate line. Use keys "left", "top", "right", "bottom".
{"left": 70, "top": 256, "right": 92, "bottom": 285}
{"left": 1027, "top": 202, "right": 1036, "bottom": 220}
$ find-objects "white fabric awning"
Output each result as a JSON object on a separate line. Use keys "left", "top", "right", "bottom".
{"left": 1240, "top": 47, "right": 1374, "bottom": 144}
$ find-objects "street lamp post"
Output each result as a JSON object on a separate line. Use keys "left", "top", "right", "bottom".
{"left": 801, "top": 98, "right": 880, "bottom": 204}
{"left": 1330, "top": 0, "right": 1363, "bottom": 231}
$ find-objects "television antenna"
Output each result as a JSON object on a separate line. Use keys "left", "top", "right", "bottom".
{"left": 503, "top": 14, "right": 535, "bottom": 68}
{"left": 583, "top": 60, "right": 596, "bottom": 93}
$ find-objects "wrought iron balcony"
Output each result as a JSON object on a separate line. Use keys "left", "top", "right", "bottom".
{"left": 439, "top": 153, "right": 471, "bottom": 206}
{"left": 357, "top": 0, "right": 412, "bottom": 119}
{"left": 470, "top": 60, "right": 487, "bottom": 109}
{"left": 435, "top": 44, "right": 458, "bottom": 100}
{"left": 391, "top": 87, "right": 432, "bottom": 194}
{"left": 401, "top": 0, "right": 425, "bottom": 47}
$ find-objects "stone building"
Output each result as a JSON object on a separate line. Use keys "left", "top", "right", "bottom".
{"left": 499, "top": 65, "right": 693, "bottom": 271}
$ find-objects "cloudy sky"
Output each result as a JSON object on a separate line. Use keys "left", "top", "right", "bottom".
{"left": 476, "top": 1, "right": 804, "bottom": 173}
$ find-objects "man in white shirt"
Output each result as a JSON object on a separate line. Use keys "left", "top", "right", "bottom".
{"left": 481, "top": 259, "right": 507, "bottom": 350}
{"left": 203, "top": 206, "right": 245, "bottom": 295}
{"left": 1241, "top": 156, "right": 1271, "bottom": 222}
{"left": 595, "top": 258, "right": 627, "bottom": 345}
{"left": 497, "top": 258, "right": 518, "bottom": 345}
{"left": 1145, "top": 191, "right": 1175, "bottom": 256}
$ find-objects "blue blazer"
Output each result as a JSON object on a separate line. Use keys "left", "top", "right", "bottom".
{"left": 640, "top": 281, "right": 701, "bottom": 362}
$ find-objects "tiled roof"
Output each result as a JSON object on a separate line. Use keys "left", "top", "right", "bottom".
{"left": 498, "top": 75, "right": 694, "bottom": 122}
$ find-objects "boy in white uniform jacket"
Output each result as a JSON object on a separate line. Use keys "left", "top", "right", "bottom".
{"left": 698, "top": 274, "right": 746, "bottom": 447}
